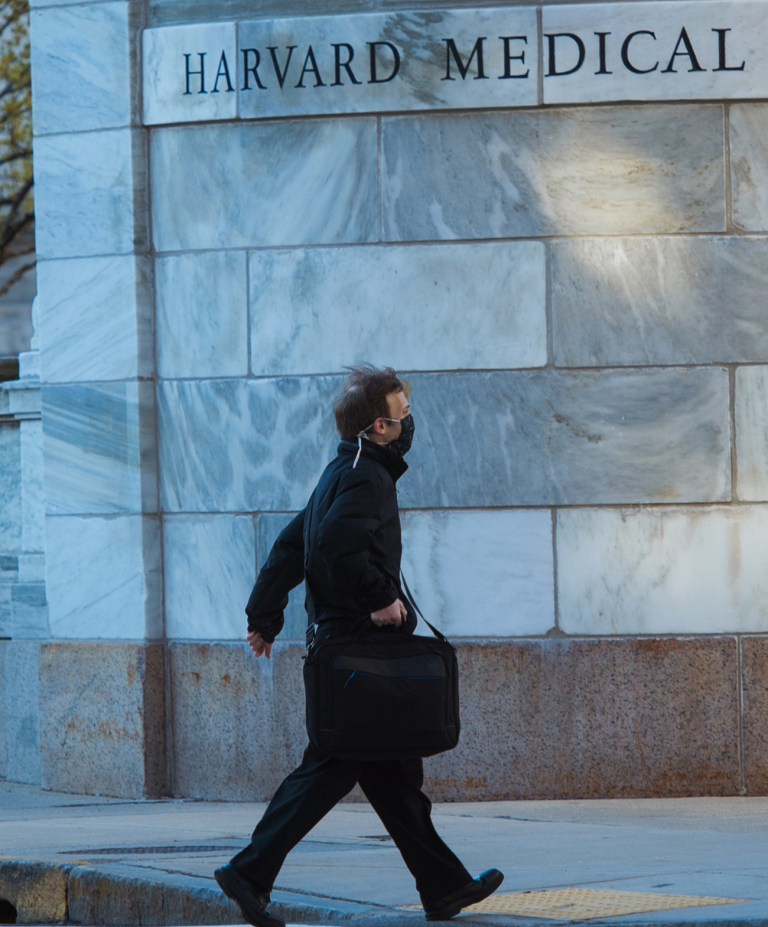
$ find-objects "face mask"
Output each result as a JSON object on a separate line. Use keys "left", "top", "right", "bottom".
{"left": 352, "top": 413, "right": 415, "bottom": 467}
{"left": 385, "top": 413, "right": 415, "bottom": 458}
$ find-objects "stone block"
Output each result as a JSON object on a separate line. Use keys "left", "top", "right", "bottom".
{"left": 235, "top": 8, "right": 537, "bottom": 121}
{"left": 159, "top": 369, "right": 729, "bottom": 512}
{"left": 20, "top": 421, "right": 44, "bottom": 553}
{"left": 382, "top": 105, "right": 724, "bottom": 240}
{"left": 4, "top": 640, "right": 41, "bottom": 785}
{"left": 5, "top": 381, "right": 41, "bottom": 416}
{"left": 11, "top": 584, "right": 49, "bottom": 639}
{"left": 731, "top": 104, "right": 768, "bottom": 232}
{"left": 557, "top": 506, "right": 768, "bottom": 635}
{"left": 42, "top": 381, "right": 156, "bottom": 515}
{"left": 736, "top": 366, "right": 768, "bottom": 501}
{"left": 400, "top": 509, "right": 554, "bottom": 637}
{"left": 256, "top": 513, "right": 305, "bottom": 640}
{"left": 150, "top": 119, "right": 377, "bottom": 252}
{"left": 170, "top": 641, "right": 306, "bottom": 800}
{"left": 553, "top": 237, "right": 768, "bottom": 365}
{"left": 143, "top": 22, "right": 237, "bottom": 125}
{"left": 0, "top": 641, "right": 6, "bottom": 778}
{"left": 423, "top": 639, "right": 739, "bottom": 800}
{"left": 45, "top": 515, "right": 161, "bottom": 639}
{"left": 156, "top": 251, "right": 248, "bottom": 379}
{"left": 541, "top": 2, "right": 759, "bottom": 105}
{"left": 164, "top": 515, "right": 256, "bottom": 640}
{"left": 400, "top": 368, "right": 730, "bottom": 507}
{"left": 0, "top": 423, "right": 21, "bottom": 550}
{"left": 0, "top": 586, "right": 11, "bottom": 639}
{"left": 0, "top": 859, "right": 70, "bottom": 924}
{"left": 742, "top": 636, "right": 768, "bottom": 794}
{"left": 31, "top": 1, "right": 138, "bottom": 136}
{"left": 67, "top": 866, "right": 239, "bottom": 927}
{"left": 38, "top": 256, "right": 153, "bottom": 383}
{"left": 33, "top": 129, "right": 148, "bottom": 260}
{"left": 149, "top": 0, "right": 374, "bottom": 27}
{"left": 249, "top": 242, "right": 546, "bottom": 377}
{"left": 38, "top": 643, "right": 167, "bottom": 798}
{"left": 158, "top": 377, "right": 340, "bottom": 512}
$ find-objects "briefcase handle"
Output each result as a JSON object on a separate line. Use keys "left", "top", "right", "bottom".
{"left": 400, "top": 571, "right": 449, "bottom": 644}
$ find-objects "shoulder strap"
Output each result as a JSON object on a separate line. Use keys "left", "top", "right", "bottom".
{"left": 400, "top": 570, "right": 449, "bottom": 643}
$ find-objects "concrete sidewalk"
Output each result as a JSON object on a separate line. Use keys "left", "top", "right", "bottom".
{"left": 3, "top": 781, "right": 768, "bottom": 926}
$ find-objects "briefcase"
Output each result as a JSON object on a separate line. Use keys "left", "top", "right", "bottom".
{"left": 303, "top": 605, "right": 460, "bottom": 763}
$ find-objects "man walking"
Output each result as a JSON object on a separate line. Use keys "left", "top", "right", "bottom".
{"left": 215, "top": 365, "right": 503, "bottom": 926}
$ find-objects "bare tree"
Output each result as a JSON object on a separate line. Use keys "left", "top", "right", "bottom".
{"left": 0, "top": 0, "right": 32, "bottom": 302}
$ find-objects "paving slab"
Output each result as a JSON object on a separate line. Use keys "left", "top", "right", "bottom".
{"left": 3, "top": 782, "right": 768, "bottom": 925}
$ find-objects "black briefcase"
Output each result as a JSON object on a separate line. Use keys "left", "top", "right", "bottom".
{"left": 303, "top": 593, "right": 460, "bottom": 762}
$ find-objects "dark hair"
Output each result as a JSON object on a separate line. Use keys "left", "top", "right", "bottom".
{"left": 334, "top": 364, "right": 404, "bottom": 440}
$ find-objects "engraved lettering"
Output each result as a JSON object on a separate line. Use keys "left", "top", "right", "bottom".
{"left": 367, "top": 41, "right": 400, "bottom": 83}
{"left": 662, "top": 27, "right": 705, "bottom": 73}
{"left": 211, "top": 50, "right": 234, "bottom": 93}
{"left": 442, "top": 37, "right": 489, "bottom": 81}
{"left": 267, "top": 45, "right": 297, "bottom": 88}
{"left": 545, "top": 33, "right": 585, "bottom": 76}
{"left": 621, "top": 31, "right": 659, "bottom": 73}
{"left": 332, "top": 42, "right": 361, "bottom": 85}
{"left": 498, "top": 36, "right": 529, "bottom": 79}
{"left": 242, "top": 48, "right": 266, "bottom": 90}
{"left": 183, "top": 52, "right": 206, "bottom": 94}
{"left": 712, "top": 28, "right": 745, "bottom": 71}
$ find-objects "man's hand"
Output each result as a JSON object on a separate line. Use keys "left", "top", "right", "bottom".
{"left": 247, "top": 630, "right": 273, "bottom": 659}
{"left": 371, "top": 598, "right": 408, "bottom": 627}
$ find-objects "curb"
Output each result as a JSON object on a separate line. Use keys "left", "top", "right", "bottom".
{"left": 0, "top": 858, "right": 392, "bottom": 925}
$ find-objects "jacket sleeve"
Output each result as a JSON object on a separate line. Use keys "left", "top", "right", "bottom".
{"left": 316, "top": 473, "right": 399, "bottom": 613}
{"left": 245, "top": 509, "right": 305, "bottom": 643}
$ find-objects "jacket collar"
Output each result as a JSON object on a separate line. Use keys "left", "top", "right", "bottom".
{"left": 338, "top": 439, "right": 408, "bottom": 482}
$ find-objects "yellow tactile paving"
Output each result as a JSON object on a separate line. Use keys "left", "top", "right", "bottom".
{"left": 401, "top": 887, "right": 750, "bottom": 920}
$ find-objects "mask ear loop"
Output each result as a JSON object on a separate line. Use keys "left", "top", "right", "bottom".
{"left": 353, "top": 421, "right": 378, "bottom": 468}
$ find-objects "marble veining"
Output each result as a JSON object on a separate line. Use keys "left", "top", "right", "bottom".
{"left": 400, "top": 509, "right": 554, "bottom": 637}
{"left": 31, "top": 2, "right": 136, "bottom": 136}
{"left": 39, "top": 256, "right": 152, "bottom": 383}
{"left": 0, "top": 424, "right": 21, "bottom": 550}
{"left": 558, "top": 506, "right": 768, "bottom": 634}
{"left": 150, "top": 119, "right": 377, "bottom": 252}
{"left": 45, "top": 515, "right": 161, "bottom": 639}
{"left": 20, "top": 422, "right": 45, "bottom": 554}
{"left": 398, "top": 368, "right": 731, "bottom": 508}
{"left": 157, "top": 251, "right": 248, "bottom": 379}
{"left": 33, "top": 129, "right": 147, "bottom": 260}
{"left": 163, "top": 515, "right": 255, "bottom": 639}
{"left": 236, "top": 8, "right": 537, "bottom": 121}
{"left": 42, "top": 382, "right": 156, "bottom": 515}
{"left": 249, "top": 242, "right": 546, "bottom": 376}
{"left": 143, "top": 22, "right": 237, "bottom": 125}
{"left": 542, "top": 1, "right": 766, "bottom": 105}
{"left": 552, "top": 237, "right": 768, "bottom": 366}
{"left": 730, "top": 104, "right": 768, "bottom": 233}
{"left": 382, "top": 105, "right": 724, "bottom": 240}
{"left": 159, "top": 369, "right": 729, "bottom": 512}
{"left": 735, "top": 366, "right": 768, "bottom": 502}
{"left": 158, "top": 377, "right": 341, "bottom": 513}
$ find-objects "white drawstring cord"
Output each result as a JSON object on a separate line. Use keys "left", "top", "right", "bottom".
{"left": 353, "top": 434, "right": 364, "bottom": 469}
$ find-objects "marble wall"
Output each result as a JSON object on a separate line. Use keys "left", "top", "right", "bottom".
{"left": 20, "top": 0, "right": 768, "bottom": 799}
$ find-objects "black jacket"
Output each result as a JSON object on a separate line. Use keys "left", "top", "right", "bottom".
{"left": 246, "top": 440, "right": 415, "bottom": 642}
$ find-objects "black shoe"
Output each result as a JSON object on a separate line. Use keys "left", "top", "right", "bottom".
{"left": 424, "top": 869, "right": 504, "bottom": 921}
{"left": 214, "top": 864, "right": 285, "bottom": 927}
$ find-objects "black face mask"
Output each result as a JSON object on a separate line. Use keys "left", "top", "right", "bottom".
{"left": 386, "top": 414, "right": 415, "bottom": 458}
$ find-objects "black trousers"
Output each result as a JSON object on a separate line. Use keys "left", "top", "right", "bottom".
{"left": 230, "top": 742, "right": 472, "bottom": 906}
